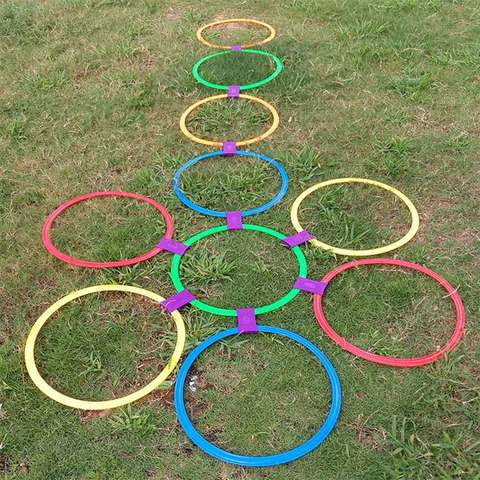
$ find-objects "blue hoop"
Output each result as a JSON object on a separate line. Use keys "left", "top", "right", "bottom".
{"left": 172, "top": 150, "right": 289, "bottom": 218}
{"left": 174, "top": 325, "right": 342, "bottom": 467}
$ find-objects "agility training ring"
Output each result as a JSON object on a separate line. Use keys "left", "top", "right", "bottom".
{"left": 42, "top": 191, "right": 174, "bottom": 269}
{"left": 174, "top": 325, "right": 342, "bottom": 467}
{"left": 173, "top": 150, "right": 288, "bottom": 218}
{"left": 170, "top": 224, "right": 308, "bottom": 316}
{"left": 196, "top": 18, "right": 276, "bottom": 50}
{"left": 313, "top": 258, "right": 466, "bottom": 367}
{"left": 179, "top": 93, "right": 279, "bottom": 147}
{"left": 24, "top": 285, "right": 186, "bottom": 410}
{"left": 290, "top": 178, "right": 420, "bottom": 257}
{"left": 193, "top": 49, "right": 283, "bottom": 91}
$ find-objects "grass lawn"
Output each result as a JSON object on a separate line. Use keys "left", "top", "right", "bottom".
{"left": 1, "top": 0, "right": 479, "bottom": 478}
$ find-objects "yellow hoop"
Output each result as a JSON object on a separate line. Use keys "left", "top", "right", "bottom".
{"left": 196, "top": 18, "right": 276, "bottom": 50}
{"left": 290, "top": 178, "right": 420, "bottom": 257}
{"left": 179, "top": 93, "right": 280, "bottom": 147}
{"left": 24, "top": 285, "right": 186, "bottom": 410}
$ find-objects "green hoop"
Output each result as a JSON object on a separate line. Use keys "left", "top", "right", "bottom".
{"left": 170, "top": 225, "right": 308, "bottom": 316}
{"left": 192, "top": 49, "right": 284, "bottom": 91}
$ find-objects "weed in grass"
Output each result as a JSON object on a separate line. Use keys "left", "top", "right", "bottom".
{"left": 1, "top": 119, "right": 27, "bottom": 143}
{"left": 383, "top": 107, "right": 411, "bottom": 126}
{"left": 443, "top": 132, "right": 471, "bottom": 153}
{"left": 373, "top": 136, "right": 414, "bottom": 178}
{"left": 217, "top": 338, "right": 250, "bottom": 358}
{"left": 123, "top": 23, "right": 145, "bottom": 41}
{"left": 180, "top": 250, "right": 237, "bottom": 290}
{"left": 108, "top": 405, "right": 157, "bottom": 435}
{"left": 382, "top": 416, "right": 480, "bottom": 479}
{"left": 25, "top": 70, "right": 70, "bottom": 93}
{"left": 367, "top": 330, "right": 408, "bottom": 357}
{"left": 78, "top": 350, "right": 103, "bottom": 377}
{"left": 376, "top": 137, "right": 413, "bottom": 159}
{"left": 279, "top": 146, "right": 321, "bottom": 184}
{"left": 387, "top": 70, "right": 434, "bottom": 99}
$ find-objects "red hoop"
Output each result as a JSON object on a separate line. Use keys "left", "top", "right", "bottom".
{"left": 42, "top": 191, "right": 174, "bottom": 269}
{"left": 313, "top": 258, "right": 466, "bottom": 367}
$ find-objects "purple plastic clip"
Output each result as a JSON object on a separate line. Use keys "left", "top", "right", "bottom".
{"left": 157, "top": 238, "right": 189, "bottom": 256}
{"left": 237, "top": 308, "right": 258, "bottom": 333}
{"left": 227, "top": 211, "right": 243, "bottom": 230}
{"left": 160, "top": 289, "right": 196, "bottom": 313}
{"left": 228, "top": 84, "right": 240, "bottom": 98}
{"left": 231, "top": 44, "right": 242, "bottom": 51}
{"left": 282, "top": 230, "right": 314, "bottom": 248}
{"left": 223, "top": 141, "right": 237, "bottom": 156}
{"left": 293, "top": 277, "right": 328, "bottom": 295}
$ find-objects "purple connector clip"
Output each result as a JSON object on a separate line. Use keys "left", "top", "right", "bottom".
{"left": 223, "top": 141, "right": 237, "bottom": 156}
{"left": 228, "top": 84, "right": 240, "bottom": 98}
{"left": 160, "top": 289, "right": 196, "bottom": 313}
{"left": 231, "top": 44, "right": 242, "bottom": 52}
{"left": 157, "top": 238, "right": 189, "bottom": 256}
{"left": 237, "top": 308, "right": 258, "bottom": 333}
{"left": 282, "top": 230, "right": 314, "bottom": 248}
{"left": 227, "top": 211, "right": 243, "bottom": 230}
{"left": 293, "top": 277, "right": 328, "bottom": 295}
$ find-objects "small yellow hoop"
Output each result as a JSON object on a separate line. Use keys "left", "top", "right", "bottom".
{"left": 179, "top": 93, "right": 280, "bottom": 147}
{"left": 196, "top": 18, "right": 276, "bottom": 50}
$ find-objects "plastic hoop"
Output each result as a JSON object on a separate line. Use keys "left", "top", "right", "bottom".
{"left": 174, "top": 325, "right": 342, "bottom": 467}
{"left": 313, "top": 258, "right": 466, "bottom": 367}
{"left": 170, "top": 224, "right": 308, "bottom": 316}
{"left": 173, "top": 150, "right": 288, "bottom": 218}
{"left": 42, "top": 191, "right": 174, "bottom": 269}
{"left": 193, "top": 49, "right": 283, "bottom": 91}
{"left": 179, "top": 94, "right": 279, "bottom": 147}
{"left": 24, "top": 285, "right": 186, "bottom": 410}
{"left": 196, "top": 18, "right": 276, "bottom": 50}
{"left": 290, "top": 178, "right": 419, "bottom": 257}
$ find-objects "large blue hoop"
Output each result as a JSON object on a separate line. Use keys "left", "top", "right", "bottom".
{"left": 174, "top": 325, "right": 342, "bottom": 467}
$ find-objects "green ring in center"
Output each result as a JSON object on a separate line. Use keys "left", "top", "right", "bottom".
{"left": 192, "top": 49, "right": 284, "bottom": 91}
{"left": 170, "top": 224, "right": 308, "bottom": 316}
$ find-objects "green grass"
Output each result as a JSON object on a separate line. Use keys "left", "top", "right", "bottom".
{"left": 1, "top": 1, "right": 479, "bottom": 479}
